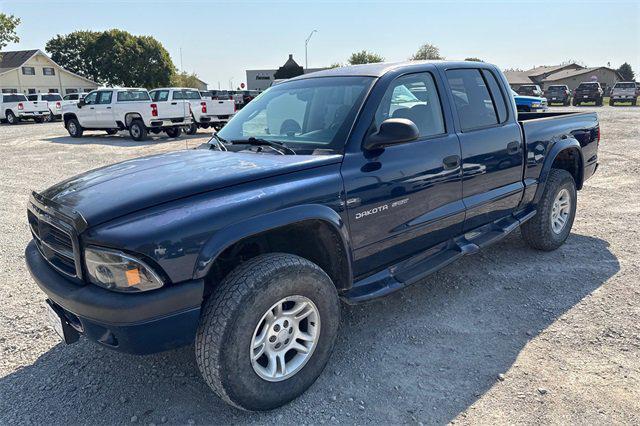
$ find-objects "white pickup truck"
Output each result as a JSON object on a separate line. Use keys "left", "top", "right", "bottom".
{"left": 62, "top": 88, "right": 192, "bottom": 141}
{"left": 149, "top": 87, "right": 235, "bottom": 134}
{"left": 27, "top": 93, "right": 63, "bottom": 121}
{"left": 61, "top": 92, "right": 89, "bottom": 107}
{"left": 1, "top": 93, "right": 50, "bottom": 124}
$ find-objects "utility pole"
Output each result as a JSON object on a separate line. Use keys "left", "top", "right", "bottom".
{"left": 305, "top": 29, "right": 318, "bottom": 70}
{"left": 180, "top": 48, "right": 183, "bottom": 71}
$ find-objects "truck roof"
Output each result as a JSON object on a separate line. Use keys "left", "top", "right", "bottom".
{"left": 150, "top": 87, "right": 199, "bottom": 91}
{"left": 291, "top": 60, "right": 485, "bottom": 80}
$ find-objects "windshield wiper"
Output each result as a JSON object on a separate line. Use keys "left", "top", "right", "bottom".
{"left": 208, "top": 133, "right": 228, "bottom": 151}
{"left": 229, "top": 137, "right": 296, "bottom": 155}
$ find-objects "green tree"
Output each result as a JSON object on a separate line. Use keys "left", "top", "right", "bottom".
{"left": 348, "top": 50, "right": 384, "bottom": 65}
{"left": 45, "top": 29, "right": 175, "bottom": 87}
{"left": 0, "top": 13, "right": 21, "bottom": 51}
{"left": 329, "top": 62, "right": 343, "bottom": 68}
{"left": 410, "top": 43, "right": 443, "bottom": 60}
{"left": 465, "top": 57, "right": 483, "bottom": 62}
{"left": 617, "top": 62, "right": 635, "bottom": 81}
{"left": 46, "top": 31, "right": 100, "bottom": 80}
{"left": 171, "top": 71, "right": 203, "bottom": 88}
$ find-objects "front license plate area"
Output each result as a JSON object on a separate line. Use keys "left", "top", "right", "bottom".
{"left": 45, "top": 300, "right": 79, "bottom": 344}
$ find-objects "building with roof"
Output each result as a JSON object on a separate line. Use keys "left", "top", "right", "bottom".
{"left": 246, "top": 54, "right": 327, "bottom": 90}
{"left": 0, "top": 49, "right": 99, "bottom": 95}
{"left": 504, "top": 63, "right": 622, "bottom": 93}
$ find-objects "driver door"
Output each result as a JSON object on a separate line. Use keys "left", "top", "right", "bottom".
{"left": 76, "top": 91, "right": 98, "bottom": 127}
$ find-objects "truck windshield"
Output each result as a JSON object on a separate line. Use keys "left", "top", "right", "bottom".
{"left": 217, "top": 76, "right": 374, "bottom": 153}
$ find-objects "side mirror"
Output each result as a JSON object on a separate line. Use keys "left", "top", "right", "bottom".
{"left": 364, "top": 118, "right": 419, "bottom": 150}
{"left": 77, "top": 99, "right": 85, "bottom": 108}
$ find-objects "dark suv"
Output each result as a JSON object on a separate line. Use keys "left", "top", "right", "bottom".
{"left": 573, "top": 82, "right": 604, "bottom": 106}
{"left": 545, "top": 85, "right": 571, "bottom": 106}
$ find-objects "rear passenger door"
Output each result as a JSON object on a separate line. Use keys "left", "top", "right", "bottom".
{"left": 444, "top": 68, "right": 524, "bottom": 231}
{"left": 94, "top": 90, "right": 115, "bottom": 127}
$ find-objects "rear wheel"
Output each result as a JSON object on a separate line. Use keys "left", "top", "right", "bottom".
{"left": 34, "top": 117, "right": 44, "bottom": 124}
{"left": 185, "top": 122, "right": 198, "bottom": 135}
{"left": 66, "top": 118, "right": 83, "bottom": 137}
{"left": 609, "top": 98, "right": 614, "bottom": 106}
{"left": 596, "top": 98, "right": 603, "bottom": 106}
{"left": 165, "top": 126, "right": 182, "bottom": 138}
{"left": 47, "top": 112, "right": 55, "bottom": 122}
{"left": 6, "top": 110, "right": 19, "bottom": 125}
{"left": 129, "top": 120, "right": 148, "bottom": 141}
{"left": 521, "top": 169, "right": 576, "bottom": 251}
{"left": 195, "top": 253, "right": 340, "bottom": 411}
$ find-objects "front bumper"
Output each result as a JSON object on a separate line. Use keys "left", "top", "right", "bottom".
{"left": 25, "top": 240, "right": 204, "bottom": 354}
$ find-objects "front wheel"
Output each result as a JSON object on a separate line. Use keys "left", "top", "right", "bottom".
{"left": 521, "top": 169, "right": 577, "bottom": 251}
{"left": 185, "top": 122, "right": 198, "bottom": 135}
{"left": 195, "top": 253, "right": 340, "bottom": 411}
{"left": 66, "top": 118, "right": 83, "bottom": 138}
{"left": 165, "top": 126, "right": 182, "bottom": 138}
{"left": 129, "top": 120, "right": 148, "bottom": 141}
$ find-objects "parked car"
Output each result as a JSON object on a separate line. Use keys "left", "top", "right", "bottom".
{"left": 149, "top": 87, "right": 236, "bottom": 134}
{"left": 62, "top": 88, "right": 192, "bottom": 141}
{"left": 1, "top": 93, "right": 50, "bottom": 124}
{"left": 573, "top": 82, "right": 604, "bottom": 106}
{"left": 545, "top": 85, "right": 571, "bottom": 106}
{"left": 26, "top": 61, "right": 599, "bottom": 411}
{"left": 208, "top": 90, "right": 232, "bottom": 100}
{"left": 516, "top": 84, "right": 543, "bottom": 97}
{"left": 228, "top": 90, "right": 244, "bottom": 107}
{"left": 27, "top": 93, "right": 63, "bottom": 121}
{"left": 609, "top": 81, "right": 637, "bottom": 106}
{"left": 62, "top": 92, "right": 90, "bottom": 106}
{"left": 511, "top": 89, "right": 549, "bottom": 112}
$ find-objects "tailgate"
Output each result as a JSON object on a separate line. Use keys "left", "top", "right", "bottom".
{"left": 24, "top": 101, "right": 45, "bottom": 113}
{"left": 156, "top": 100, "right": 189, "bottom": 119}
{"left": 208, "top": 99, "right": 235, "bottom": 116}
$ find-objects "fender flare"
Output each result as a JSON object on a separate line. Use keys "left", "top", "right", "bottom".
{"left": 124, "top": 112, "right": 143, "bottom": 127}
{"left": 533, "top": 137, "right": 584, "bottom": 204}
{"left": 192, "top": 204, "right": 353, "bottom": 281}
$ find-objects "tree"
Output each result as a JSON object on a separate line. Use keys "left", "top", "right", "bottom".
{"left": 465, "top": 57, "right": 483, "bottom": 62}
{"left": 46, "top": 29, "right": 175, "bottom": 87}
{"left": 348, "top": 50, "right": 384, "bottom": 65}
{"left": 171, "top": 71, "right": 203, "bottom": 88}
{"left": 329, "top": 62, "right": 343, "bottom": 68}
{"left": 617, "top": 62, "right": 635, "bottom": 81}
{"left": 0, "top": 13, "right": 20, "bottom": 51}
{"left": 410, "top": 43, "right": 443, "bottom": 61}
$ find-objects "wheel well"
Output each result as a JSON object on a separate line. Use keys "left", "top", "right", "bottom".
{"left": 63, "top": 113, "right": 77, "bottom": 124}
{"left": 552, "top": 148, "right": 583, "bottom": 189}
{"left": 203, "top": 220, "right": 350, "bottom": 296}
{"left": 125, "top": 113, "right": 142, "bottom": 127}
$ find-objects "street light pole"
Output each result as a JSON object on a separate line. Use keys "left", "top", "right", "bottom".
{"left": 305, "top": 29, "right": 318, "bottom": 70}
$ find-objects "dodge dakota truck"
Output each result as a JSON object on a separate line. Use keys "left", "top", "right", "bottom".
{"left": 26, "top": 61, "right": 599, "bottom": 411}
{"left": 1, "top": 93, "right": 50, "bottom": 124}
{"left": 511, "top": 89, "right": 549, "bottom": 112}
{"left": 149, "top": 87, "right": 236, "bottom": 134}
{"left": 62, "top": 88, "right": 192, "bottom": 141}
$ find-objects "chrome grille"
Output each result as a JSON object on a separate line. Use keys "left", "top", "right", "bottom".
{"left": 28, "top": 208, "right": 78, "bottom": 278}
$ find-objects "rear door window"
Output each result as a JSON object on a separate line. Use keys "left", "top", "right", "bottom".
{"left": 481, "top": 69, "right": 508, "bottom": 123}
{"left": 183, "top": 90, "right": 201, "bottom": 100}
{"left": 172, "top": 91, "right": 185, "bottom": 100}
{"left": 150, "top": 90, "right": 169, "bottom": 102}
{"left": 446, "top": 69, "right": 499, "bottom": 132}
{"left": 96, "top": 91, "right": 113, "bottom": 104}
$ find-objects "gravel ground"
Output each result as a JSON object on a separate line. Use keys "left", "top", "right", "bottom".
{"left": 0, "top": 107, "right": 638, "bottom": 425}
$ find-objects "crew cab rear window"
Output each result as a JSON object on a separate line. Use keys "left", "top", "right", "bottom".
{"left": 3, "top": 94, "right": 27, "bottom": 102}
{"left": 446, "top": 69, "right": 499, "bottom": 131}
{"left": 117, "top": 90, "right": 151, "bottom": 102}
{"left": 150, "top": 90, "right": 169, "bottom": 102}
{"left": 577, "top": 83, "right": 599, "bottom": 89}
{"left": 42, "top": 94, "right": 63, "bottom": 102}
{"left": 374, "top": 72, "right": 445, "bottom": 138}
{"left": 614, "top": 82, "right": 635, "bottom": 89}
{"left": 27, "top": 95, "right": 38, "bottom": 101}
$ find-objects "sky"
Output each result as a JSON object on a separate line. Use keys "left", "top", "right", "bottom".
{"left": 1, "top": 0, "right": 638, "bottom": 89}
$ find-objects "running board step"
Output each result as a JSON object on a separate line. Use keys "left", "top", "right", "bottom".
{"left": 342, "top": 209, "right": 536, "bottom": 304}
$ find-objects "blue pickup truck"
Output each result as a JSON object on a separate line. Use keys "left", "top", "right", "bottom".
{"left": 512, "top": 89, "right": 549, "bottom": 112}
{"left": 26, "top": 61, "right": 599, "bottom": 411}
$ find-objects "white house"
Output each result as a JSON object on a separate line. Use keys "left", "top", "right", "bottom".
{"left": 0, "top": 49, "right": 99, "bottom": 95}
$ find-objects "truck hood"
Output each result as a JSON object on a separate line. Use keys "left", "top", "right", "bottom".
{"left": 39, "top": 149, "right": 342, "bottom": 227}
{"left": 514, "top": 95, "right": 545, "bottom": 103}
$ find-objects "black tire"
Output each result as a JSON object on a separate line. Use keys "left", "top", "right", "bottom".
{"left": 6, "top": 110, "right": 19, "bottom": 125}
{"left": 596, "top": 98, "right": 603, "bottom": 106}
{"left": 34, "top": 117, "right": 44, "bottom": 124}
{"left": 47, "top": 112, "right": 55, "bottom": 122}
{"left": 572, "top": 99, "right": 579, "bottom": 106}
{"left": 609, "top": 99, "right": 614, "bottom": 106}
{"left": 185, "top": 122, "right": 198, "bottom": 135}
{"left": 105, "top": 129, "right": 118, "bottom": 135}
{"left": 195, "top": 253, "right": 340, "bottom": 411}
{"left": 129, "top": 120, "right": 148, "bottom": 141}
{"left": 633, "top": 97, "right": 638, "bottom": 106}
{"left": 521, "top": 169, "right": 577, "bottom": 251}
{"left": 66, "top": 118, "right": 83, "bottom": 137}
{"left": 201, "top": 123, "right": 210, "bottom": 129}
{"left": 165, "top": 126, "right": 182, "bottom": 138}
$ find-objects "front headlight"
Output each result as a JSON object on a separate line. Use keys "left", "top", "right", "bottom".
{"left": 84, "top": 246, "right": 164, "bottom": 292}
{"left": 531, "top": 102, "right": 541, "bottom": 108}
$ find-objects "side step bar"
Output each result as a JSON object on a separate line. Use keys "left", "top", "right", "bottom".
{"left": 342, "top": 209, "right": 536, "bottom": 304}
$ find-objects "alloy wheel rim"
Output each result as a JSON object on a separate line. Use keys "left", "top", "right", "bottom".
{"left": 131, "top": 125, "right": 140, "bottom": 138}
{"left": 68, "top": 122, "right": 76, "bottom": 134}
{"left": 250, "top": 295, "right": 320, "bottom": 382}
{"left": 551, "top": 188, "right": 571, "bottom": 234}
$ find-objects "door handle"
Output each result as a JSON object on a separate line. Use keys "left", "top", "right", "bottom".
{"left": 507, "top": 141, "right": 521, "bottom": 155}
{"left": 171, "top": 102, "right": 177, "bottom": 105}
{"left": 89, "top": 107, "right": 95, "bottom": 110}
{"left": 106, "top": 107, "right": 112, "bottom": 109}
{"left": 443, "top": 155, "right": 461, "bottom": 170}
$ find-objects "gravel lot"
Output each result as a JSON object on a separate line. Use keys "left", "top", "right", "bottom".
{"left": 1, "top": 107, "right": 638, "bottom": 425}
